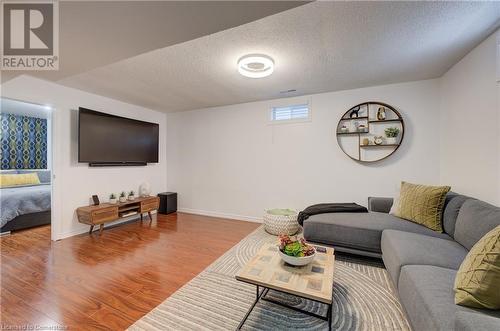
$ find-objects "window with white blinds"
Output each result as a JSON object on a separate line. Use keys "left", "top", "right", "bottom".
{"left": 270, "top": 103, "right": 310, "bottom": 122}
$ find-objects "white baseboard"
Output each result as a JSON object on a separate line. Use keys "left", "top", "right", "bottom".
{"left": 178, "top": 208, "right": 263, "bottom": 223}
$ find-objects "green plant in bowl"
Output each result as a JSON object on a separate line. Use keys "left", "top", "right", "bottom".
{"left": 384, "top": 127, "right": 400, "bottom": 138}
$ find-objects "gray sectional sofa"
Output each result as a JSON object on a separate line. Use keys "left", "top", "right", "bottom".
{"left": 302, "top": 192, "right": 500, "bottom": 330}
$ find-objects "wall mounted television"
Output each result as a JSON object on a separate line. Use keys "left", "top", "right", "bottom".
{"left": 78, "top": 107, "right": 159, "bottom": 166}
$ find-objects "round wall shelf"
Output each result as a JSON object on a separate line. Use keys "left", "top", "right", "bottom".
{"left": 336, "top": 102, "right": 405, "bottom": 163}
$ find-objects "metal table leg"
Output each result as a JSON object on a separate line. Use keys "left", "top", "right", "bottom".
{"left": 236, "top": 285, "right": 332, "bottom": 330}
{"left": 236, "top": 285, "right": 267, "bottom": 330}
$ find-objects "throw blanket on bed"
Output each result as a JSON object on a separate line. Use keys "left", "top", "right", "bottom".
{"left": 0, "top": 183, "right": 51, "bottom": 227}
{"left": 297, "top": 203, "right": 368, "bottom": 226}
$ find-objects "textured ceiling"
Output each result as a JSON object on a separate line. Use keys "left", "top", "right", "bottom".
{"left": 58, "top": 1, "right": 500, "bottom": 113}
{"left": 1, "top": 1, "right": 308, "bottom": 83}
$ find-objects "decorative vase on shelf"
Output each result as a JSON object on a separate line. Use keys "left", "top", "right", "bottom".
{"left": 109, "top": 194, "right": 117, "bottom": 204}
{"left": 377, "top": 107, "right": 386, "bottom": 121}
{"left": 128, "top": 191, "right": 135, "bottom": 201}
{"left": 386, "top": 137, "right": 397, "bottom": 145}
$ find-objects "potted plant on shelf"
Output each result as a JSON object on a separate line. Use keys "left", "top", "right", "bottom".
{"left": 119, "top": 191, "right": 127, "bottom": 203}
{"left": 128, "top": 190, "right": 135, "bottom": 201}
{"left": 384, "top": 127, "right": 400, "bottom": 145}
{"left": 109, "top": 193, "right": 117, "bottom": 204}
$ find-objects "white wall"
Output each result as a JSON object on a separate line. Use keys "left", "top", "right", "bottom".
{"left": 440, "top": 31, "right": 500, "bottom": 205}
{"left": 167, "top": 80, "right": 442, "bottom": 221}
{"left": 1, "top": 75, "right": 168, "bottom": 239}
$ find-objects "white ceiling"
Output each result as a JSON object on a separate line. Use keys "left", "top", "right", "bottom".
{"left": 1, "top": 1, "right": 308, "bottom": 84}
{"left": 53, "top": 2, "right": 500, "bottom": 112}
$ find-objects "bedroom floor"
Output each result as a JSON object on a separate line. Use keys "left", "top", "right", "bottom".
{"left": 0, "top": 213, "right": 259, "bottom": 330}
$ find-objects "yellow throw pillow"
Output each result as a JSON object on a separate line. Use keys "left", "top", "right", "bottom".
{"left": 454, "top": 226, "right": 500, "bottom": 309}
{"left": 0, "top": 173, "right": 41, "bottom": 187}
{"left": 397, "top": 181, "right": 450, "bottom": 232}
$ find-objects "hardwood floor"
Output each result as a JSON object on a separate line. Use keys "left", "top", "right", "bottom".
{"left": 1, "top": 213, "right": 259, "bottom": 330}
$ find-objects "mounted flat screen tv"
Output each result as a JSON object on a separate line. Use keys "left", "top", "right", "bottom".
{"left": 78, "top": 107, "right": 159, "bottom": 166}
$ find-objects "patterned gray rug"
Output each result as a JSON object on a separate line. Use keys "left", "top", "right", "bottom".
{"left": 128, "top": 226, "right": 411, "bottom": 331}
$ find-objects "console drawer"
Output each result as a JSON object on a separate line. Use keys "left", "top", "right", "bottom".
{"left": 141, "top": 200, "right": 159, "bottom": 212}
{"left": 91, "top": 207, "right": 118, "bottom": 224}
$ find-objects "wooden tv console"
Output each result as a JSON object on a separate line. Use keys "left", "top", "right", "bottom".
{"left": 76, "top": 196, "right": 160, "bottom": 234}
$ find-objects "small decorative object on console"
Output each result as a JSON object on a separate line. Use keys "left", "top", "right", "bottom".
{"left": 119, "top": 191, "right": 127, "bottom": 203}
{"left": 92, "top": 195, "right": 100, "bottom": 206}
{"left": 109, "top": 193, "right": 117, "bottom": 204}
{"left": 278, "top": 235, "right": 316, "bottom": 266}
{"left": 139, "top": 182, "right": 151, "bottom": 197}
{"left": 128, "top": 190, "right": 135, "bottom": 201}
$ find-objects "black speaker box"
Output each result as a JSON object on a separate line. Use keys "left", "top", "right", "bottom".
{"left": 158, "top": 192, "right": 177, "bottom": 215}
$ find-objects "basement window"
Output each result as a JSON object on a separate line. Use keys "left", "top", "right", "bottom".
{"left": 270, "top": 103, "right": 311, "bottom": 123}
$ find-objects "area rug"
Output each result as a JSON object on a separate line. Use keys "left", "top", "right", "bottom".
{"left": 128, "top": 226, "right": 411, "bottom": 330}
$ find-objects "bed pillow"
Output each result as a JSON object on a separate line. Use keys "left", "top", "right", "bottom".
{"left": 17, "top": 170, "right": 51, "bottom": 183}
{"left": 0, "top": 173, "right": 41, "bottom": 187}
{"left": 398, "top": 181, "right": 451, "bottom": 232}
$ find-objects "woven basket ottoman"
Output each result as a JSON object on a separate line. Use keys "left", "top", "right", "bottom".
{"left": 263, "top": 209, "right": 299, "bottom": 235}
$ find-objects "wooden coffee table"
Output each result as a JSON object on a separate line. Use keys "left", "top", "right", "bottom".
{"left": 235, "top": 243, "right": 335, "bottom": 330}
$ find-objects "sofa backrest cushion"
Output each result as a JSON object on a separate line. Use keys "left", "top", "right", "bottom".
{"left": 442, "top": 193, "right": 470, "bottom": 238}
{"left": 454, "top": 199, "right": 500, "bottom": 250}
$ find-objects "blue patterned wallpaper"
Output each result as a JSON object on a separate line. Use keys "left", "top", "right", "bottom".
{"left": 0, "top": 113, "right": 48, "bottom": 169}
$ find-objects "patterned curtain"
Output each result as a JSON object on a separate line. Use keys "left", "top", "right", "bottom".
{"left": 0, "top": 113, "right": 48, "bottom": 169}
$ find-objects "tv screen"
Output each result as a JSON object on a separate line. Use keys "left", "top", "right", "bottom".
{"left": 78, "top": 107, "right": 159, "bottom": 165}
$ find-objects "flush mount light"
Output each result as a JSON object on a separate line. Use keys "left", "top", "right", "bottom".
{"left": 237, "top": 54, "right": 274, "bottom": 78}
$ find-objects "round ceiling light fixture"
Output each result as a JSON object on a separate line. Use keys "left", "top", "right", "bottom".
{"left": 237, "top": 54, "right": 274, "bottom": 78}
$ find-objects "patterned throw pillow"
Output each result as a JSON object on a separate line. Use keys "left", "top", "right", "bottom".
{"left": 454, "top": 226, "right": 500, "bottom": 309}
{"left": 398, "top": 181, "right": 451, "bottom": 232}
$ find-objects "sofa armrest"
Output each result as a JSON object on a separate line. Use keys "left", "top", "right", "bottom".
{"left": 367, "top": 197, "right": 393, "bottom": 213}
{"left": 455, "top": 311, "right": 500, "bottom": 331}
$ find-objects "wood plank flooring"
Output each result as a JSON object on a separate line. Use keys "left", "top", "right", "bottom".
{"left": 1, "top": 212, "right": 259, "bottom": 330}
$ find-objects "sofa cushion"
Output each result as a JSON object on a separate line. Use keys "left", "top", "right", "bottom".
{"left": 303, "top": 212, "right": 451, "bottom": 254}
{"left": 455, "top": 311, "right": 500, "bottom": 331}
{"left": 398, "top": 265, "right": 500, "bottom": 331}
{"left": 442, "top": 193, "right": 470, "bottom": 238}
{"left": 454, "top": 199, "right": 500, "bottom": 250}
{"left": 454, "top": 225, "right": 500, "bottom": 309}
{"left": 381, "top": 230, "right": 467, "bottom": 287}
{"left": 398, "top": 181, "right": 451, "bottom": 232}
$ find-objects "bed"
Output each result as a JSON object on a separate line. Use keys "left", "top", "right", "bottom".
{"left": 1, "top": 181, "right": 51, "bottom": 233}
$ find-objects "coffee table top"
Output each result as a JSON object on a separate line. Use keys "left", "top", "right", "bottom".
{"left": 235, "top": 243, "right": 335, "bottom": 304}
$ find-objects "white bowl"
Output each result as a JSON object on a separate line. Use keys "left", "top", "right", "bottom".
{"left": 278, "top": 247, "right": 316, "bottom": 266}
